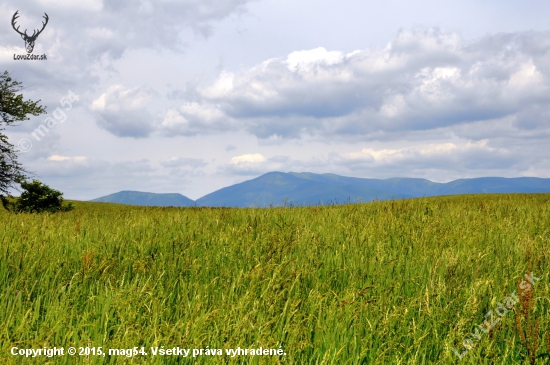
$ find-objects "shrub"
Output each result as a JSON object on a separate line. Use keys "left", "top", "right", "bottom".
{"left": 5, "top": 180, "right": 74, "bottom": 213}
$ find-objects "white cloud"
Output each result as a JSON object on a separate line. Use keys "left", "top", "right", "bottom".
{"left": 220, "top": 153, "right": 291, "bottom": 176}
{"left": 285, "top": 47, "right": 346, "bottom": 70}
{"left": 230, "top": 153, "right": 266, "bottom": 164}
{"left": 166, "top": 28, "right": 550, "bottom": 142}
{"left": 200, "top": 72, "right": 236, "bottom": 99}
{"left": 91, "top": 85, "right": 155, "bottom": 112}
{"left": 180, "top": 102, "right": 225, "bottom": 123}
{"left": 160, "top": 109, "right": 189, "bottom": 129}
{"left": 342, "top": 141, "right": 493, "bottom": 163}
{"left": 331, "top": 140, "right": 517, "bottom": 174}
{"left": 90, "top": 85, "right": 157, "bottom": 138}
{"left": 48, "top": 155, "right": 87, "bottom": 162}
{"left": 159, "top": 103, "right": 231, "bottom": 136}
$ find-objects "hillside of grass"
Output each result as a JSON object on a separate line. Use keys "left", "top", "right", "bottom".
{"left": 1, "top": 194, "right": 549, "bottom": 364}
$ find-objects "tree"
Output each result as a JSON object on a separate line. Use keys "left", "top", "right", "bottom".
{"left": 5, "top": 180, "right": 73, "bottom": 213}
{"left": 0, "top": 71, "right": 46, "bottom": 208}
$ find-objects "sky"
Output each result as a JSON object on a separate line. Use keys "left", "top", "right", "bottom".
{"left": 1, "top": 0, "right": 550, "bottom": 200}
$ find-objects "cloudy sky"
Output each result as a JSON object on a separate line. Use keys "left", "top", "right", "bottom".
{"left": 2, "top": 0, "right": 550, "bottom": 200}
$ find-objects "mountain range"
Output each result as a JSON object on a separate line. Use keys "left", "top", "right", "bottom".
{"left": 90, "top": 172, "right": 550, "bottom": 207}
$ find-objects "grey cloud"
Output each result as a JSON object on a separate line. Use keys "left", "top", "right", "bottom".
{"left": 1, "top": 0, "right": 255, "bottom": 58}
{"left": 514, "top": 105, "right": 550, "bottom": 130}
{"left": 218, "top": 164, "right": 269, "bottom": 177}
{"left": 95, "top": 109, "right": 154, "bottom": 138}
{"left": 245, "top": 116, "right": 316, "bottom": 139}
{"left": 28, "top": 156, "right": 161, "bottom": 199}
{"left": 160, "top": 157, "right": 208, "bottom": 168}
{"left": 167, "top": 89, "right": 187, "bottom": 100}
{"left": 0, "top": 0, "right": 256, "bottom": 140}
{"left": 158, "top": 104, "right": 235, "bottom": 137}
{"left": 40, "top": 157, "right": 154, "bottom": 179}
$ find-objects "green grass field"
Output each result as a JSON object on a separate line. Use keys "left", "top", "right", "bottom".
{"left": 1, "top": 194, "right": 549, "bottom": 364}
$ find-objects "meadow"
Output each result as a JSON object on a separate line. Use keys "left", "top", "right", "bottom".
{"left": 1, "top": 194, "right": 549, "bottom": 364}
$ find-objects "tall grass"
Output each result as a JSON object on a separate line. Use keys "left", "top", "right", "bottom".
{"left": 1, "top": 194, "right": 549, "bottom": 364}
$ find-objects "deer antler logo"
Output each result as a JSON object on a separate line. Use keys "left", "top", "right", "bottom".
{"left": 12, "top": 11, "right": 49, "bottom": 54}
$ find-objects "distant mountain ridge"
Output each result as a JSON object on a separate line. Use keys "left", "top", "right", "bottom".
{"left": 90, "top": 191, "right": 195, "bottom": 207}
{"left": 90, "top": 172, "right": 550, "bottom": 207}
